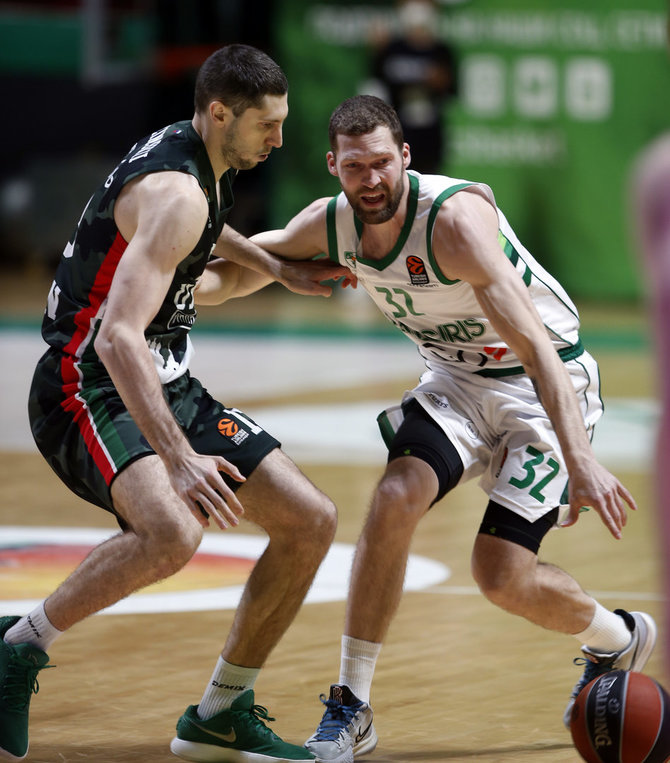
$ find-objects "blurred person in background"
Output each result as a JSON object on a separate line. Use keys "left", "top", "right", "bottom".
{"left": 367, "top": 0, "right": 458, "bottom": 174}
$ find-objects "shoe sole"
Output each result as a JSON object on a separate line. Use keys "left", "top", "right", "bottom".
{"left": 306, "top": 724, "right": 376, "bottom": 763}
{"left": 0, "top": 746, "right": 28, "bottom": 762}
{"left": 308, "top": 749, "right": 353, "bottom": 763}
{"left": 170, "top": 737, "right": 315, "bottom": 763}
{"left": 352, "top": 725, "right": 378, "bottom": 757}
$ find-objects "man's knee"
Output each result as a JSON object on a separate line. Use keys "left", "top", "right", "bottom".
{"left": 315, "top": 494, "right": 338, "bottom": 543}
{"left": 471, "top": 533, "right": 536, "bottom": 612}
{"left": 472, "top": 547, "right": 519, "bottom": 606}
{"left": 138, "top": 513, "right": 203, "bottom": 579}
{"left": 114, "top": 490, "right": 203, "bottom": 579}
{"left": 247, "top": 450, "right": 337, "bottom": 548}
{"left": 369, "top": 467, "right": 432, "bottom": 532}
{"left": 284, "top": 491, "right": 337, "bottom": 550}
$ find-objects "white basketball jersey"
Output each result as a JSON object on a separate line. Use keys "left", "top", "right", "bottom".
{"left": 326, "top": 170, "right": 583, "bottom": 376}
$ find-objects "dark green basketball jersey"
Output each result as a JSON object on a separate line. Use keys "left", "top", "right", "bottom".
{"left": 42, "top": 120, "right": 235, "bottom": 383}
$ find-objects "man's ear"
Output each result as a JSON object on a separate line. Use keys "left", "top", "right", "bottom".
{"left": 402, "top": 143, "right": 411, "bottom": 169}
{"left": 209, "top": 100, "right": 231, "bottom": 127}
{"left": 326, "top": 151, "right": 339, "bottom": 177}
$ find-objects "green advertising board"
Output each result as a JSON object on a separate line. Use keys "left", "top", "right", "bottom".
{"left": 274, "top": 0, "right": 670, "bottom": 299}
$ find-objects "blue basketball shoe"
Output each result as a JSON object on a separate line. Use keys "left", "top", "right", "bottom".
{"left": 303, "top": 685, "right": 376, "bottom": 763}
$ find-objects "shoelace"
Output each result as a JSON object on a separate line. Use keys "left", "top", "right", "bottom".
{"left": 2, "top": 652, "right": 53, "bottom": 712}
{"left": 246, "top": 702, "right": 280, "bottom": 740}
{"left": 570, "top": 656, "right": 612, "bottom": 698}
{"left": 250, "top": 703, "right": 275, "bottom": 724}
{"left": 312, "top": 696, "right": 362, "bottom": 741}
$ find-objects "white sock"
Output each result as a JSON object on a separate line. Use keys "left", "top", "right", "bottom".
{"left": 197, "top": 657, "right": 260, "bottom": 720}
{"left": 573, "top": 602, "right": 632, "bottom": 652}
{"left": 4, "top": 603, "right": 62, "bottom": 652}
{"left": 338, "top": 635, "right": 382, "bottom": 704}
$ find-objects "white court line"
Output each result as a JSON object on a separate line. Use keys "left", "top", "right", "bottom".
{"left": 1, "top": 331, "right": 660, "bottom": 613}
{"left": 0, "top": 330, "right": 659, "bottom": 469}
{"left": 0, "top": 527, "right": 449, "bottom": 614}
{"left": 427, "top": 585, "right": 663, "bottom": 601}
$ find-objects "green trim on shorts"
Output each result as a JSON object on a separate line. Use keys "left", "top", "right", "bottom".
{"left": 475, "top": 339, "right": 584, "bottom": 378}
{"left": 376, "top": 409, "right": 396, "bottom": 449}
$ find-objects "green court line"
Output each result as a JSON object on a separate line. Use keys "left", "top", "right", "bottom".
{"left": 0, "top": 316, "right": 650, "bottom": 350}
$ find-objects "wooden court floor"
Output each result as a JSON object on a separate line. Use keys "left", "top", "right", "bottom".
{"left": 0, "top": 272, "right": 665, "bottom": 762}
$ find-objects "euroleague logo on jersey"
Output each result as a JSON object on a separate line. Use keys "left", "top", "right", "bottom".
{"left": 406, "top": 256, "right": 429, "bottom": 286}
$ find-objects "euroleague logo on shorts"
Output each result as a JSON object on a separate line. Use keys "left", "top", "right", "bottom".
{"left": 406, "top": 255, "right": 429, "bottom": 285}
{"left": 217, "top": 417, "right": 249, "bottom": 445}
{"left": 217, "top": 417, "right": 239, "bottom": 437}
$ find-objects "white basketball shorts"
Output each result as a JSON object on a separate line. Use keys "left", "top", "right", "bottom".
{"left": 377, "top": 350, "right": 603, "bottom": 524}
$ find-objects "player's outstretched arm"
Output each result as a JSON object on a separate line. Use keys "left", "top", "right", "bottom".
{"left": 195, "top": 258, "right": 274, "bottom": 305}
{"left": 432, "top": 190, "right": 636, "bottom": 538}
{"left": 213, "top": 203, "right": 352, "bottom": 296}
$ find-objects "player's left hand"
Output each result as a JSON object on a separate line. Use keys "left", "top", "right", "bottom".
{"left": 560, "top": 460, "right": 637, "bottom": 539}
{"left": 277, "top": 259, "right": 355, "bottom": 296}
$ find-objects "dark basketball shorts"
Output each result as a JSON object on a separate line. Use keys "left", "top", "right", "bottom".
{"left": 29, "top": 350, "right": 280, "bottom": 517}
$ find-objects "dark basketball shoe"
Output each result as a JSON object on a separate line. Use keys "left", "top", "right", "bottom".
{"left": 0, "top": 616, "right": 52, "bottom": 760}
{"left": 171, "top": 690, "right": 315, "bottom": 762}
{"left": 563, "top": 609, "right": 657, "bottom": 728}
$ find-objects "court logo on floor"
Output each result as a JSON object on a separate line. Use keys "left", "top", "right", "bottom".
{"left": 0, "top": 527, "right": 449, "bottom": 615}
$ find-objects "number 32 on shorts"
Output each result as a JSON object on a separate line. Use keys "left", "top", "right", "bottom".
{"left": 508, "top": 445, "right": 560, "bottom": 502}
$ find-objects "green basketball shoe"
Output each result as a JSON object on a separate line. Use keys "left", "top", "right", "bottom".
{"left": 171, "top": 690, "right": 315, "bottom": 762}
{"left": 0, "top": 615, "right": 52, "bottom": 761}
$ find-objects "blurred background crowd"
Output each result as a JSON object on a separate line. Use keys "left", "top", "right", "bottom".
{"left": 0, "top": 0, "right": 669, "bottom": 307}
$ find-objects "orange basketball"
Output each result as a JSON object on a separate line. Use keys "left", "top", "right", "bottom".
{"left": 570, "top": 670, "right": 670, "bottom": 762}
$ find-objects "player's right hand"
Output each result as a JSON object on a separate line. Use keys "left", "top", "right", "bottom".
{"left": 277, "top": 259, "right": 353, "bottom": 296}
{"left": 170, "top": 453, "right": 246, "bottom": 530}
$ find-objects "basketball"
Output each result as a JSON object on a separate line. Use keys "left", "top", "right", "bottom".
{"left": 569, "top": 670, "right": 670, "bottom": 762}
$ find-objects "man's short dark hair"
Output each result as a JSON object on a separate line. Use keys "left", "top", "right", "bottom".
{"left": 194, "top": 44, "right": 288, "bottom": 117}
{"left": 328, "top": 95, "right": 404, "bottom": 154}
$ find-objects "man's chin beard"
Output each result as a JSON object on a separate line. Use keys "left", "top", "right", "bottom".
{"left": 348, "top": 182, "right": 403, "bottom": 224}
{"left": 232, "top": 159, "right": 258, "bottom": 171}
{"left": 223, "top": 151, "right": 258, "bottom": 171}
{"left": 352, "top": 205, "right": 396, "bottom": 224}
{"left": 351, "top": 191, "right": 403, "bottom": 224}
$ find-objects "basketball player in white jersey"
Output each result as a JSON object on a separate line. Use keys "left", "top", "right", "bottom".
{"left": 234, "top": 95, "right": 656, "bottom": 762}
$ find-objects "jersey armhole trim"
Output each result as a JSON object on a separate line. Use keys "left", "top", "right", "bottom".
{"left": 326, "top": 196, "right": 340, "bottom": 263}
{"left": 426, "top": 182, "right": 474, "bottom": 284}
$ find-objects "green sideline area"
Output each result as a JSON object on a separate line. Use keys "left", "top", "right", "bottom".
{"left": 0, "top": 267, "right": 652, "bottom": 351}
{"left": 0, "top": 311, "right": 651, "bottom": 352}
{"left": 0, "top": 10, "right": 150, "bottom": 75}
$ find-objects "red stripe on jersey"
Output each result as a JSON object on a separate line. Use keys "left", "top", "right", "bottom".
{"left": 60, "top": 231, "right": 128, "bottom": 484}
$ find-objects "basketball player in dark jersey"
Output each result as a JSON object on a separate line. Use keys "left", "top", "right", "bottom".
{"left": 0, "top": 45, "right": 348, "bottom": 762}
